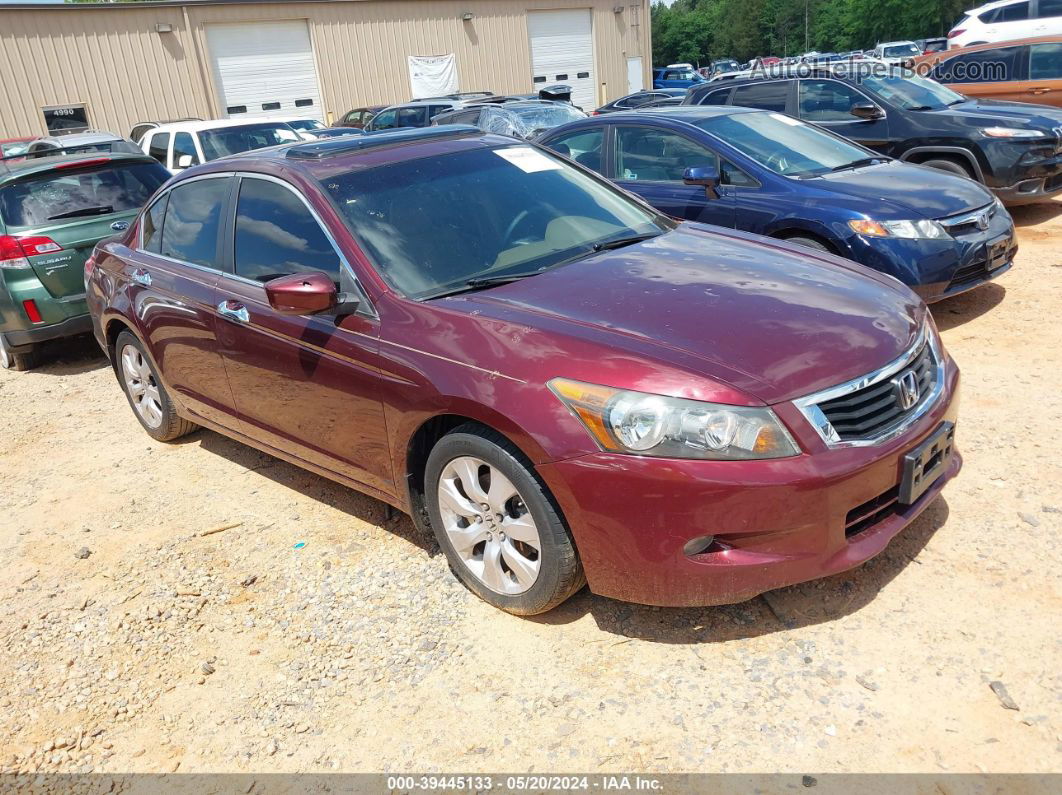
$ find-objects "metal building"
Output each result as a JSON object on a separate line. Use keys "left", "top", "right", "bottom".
{"left": 0, "top": 0, "right": 652, "bottom": 139}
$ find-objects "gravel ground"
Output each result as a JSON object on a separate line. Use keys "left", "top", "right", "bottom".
{"left": 0, "top": 203, "right": 1060, "bottom": 775}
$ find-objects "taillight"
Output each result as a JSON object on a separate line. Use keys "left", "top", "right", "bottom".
{"left": 55, "top": 157, "right": 110, "bottom": 170}
{"left": 947, "top": 28, "right": 965, "bottom": 38}
{"left": 17, "top": 236, "right": 63, "bottom": 257}
{"left": 590, "top": 110, "right": 599, "bottom": 115}
{"left": 22, "top": 299, "right": 43, "bottom": 323}
{"left": 0, "top": 235, "right": 30, "bottom": 269}
{"left": 85, "top": 254, "right": 98, "bottom": 281}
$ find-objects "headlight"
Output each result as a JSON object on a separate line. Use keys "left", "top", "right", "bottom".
{"left": 849, "top": 219, "right": 949, "bottom": 239}
{"left": 982, "top": 127, "right": 1046, "bottom": 139}
{"left": 548, "top": 378, "right": 800, "bottom": 460}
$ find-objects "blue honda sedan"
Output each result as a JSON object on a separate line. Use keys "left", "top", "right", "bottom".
{"left": 537, "top": 107, "right": 1016, "bottom": 302}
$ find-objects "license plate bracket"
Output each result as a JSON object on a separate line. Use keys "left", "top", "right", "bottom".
{"left": 899, "top": 422, "right": 955, "bottom": 505}
{"left": 986, "top": 236, "right": 1012, "bottom": 272}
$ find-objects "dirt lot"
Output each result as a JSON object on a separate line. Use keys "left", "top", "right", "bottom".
{"left": 1, "top": 203, "right": 1060, "bottom": 776}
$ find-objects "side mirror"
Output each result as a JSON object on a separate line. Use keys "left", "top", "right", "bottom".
{"left": 264, "top": 272, "right": 339, "bottom": 315}
{"left": 850, "top": 103, "right": 885, "bottom": 121}
{"left": 683, "top": 165, "right": 721, "bottom": 200}
{"left": 176, "top": 154, "right": 194, "bottom": 168}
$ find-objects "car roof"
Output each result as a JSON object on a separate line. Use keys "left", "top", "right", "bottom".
{"left": 968, "top": 0, "right": 1023, "bottom": 11}
{"left": 0, "top": 151, "right": 153, "bottom": 182}
{"left": 34, "top": 131, "right": 123, "bottom": 145}
{"left": 146, "top": 118, "right": 298, "bottom": 133}
{"left": 878, "top": 40, "right": 918, "bottom": 47}
{"left": 924, "top": 33, "right": 1061, "bottom": 56}
{"left": 583, "top": 107, "right": 761, "bottom": 125}
{"left": 196, "top": 125, "right": 515, "bottom": 177}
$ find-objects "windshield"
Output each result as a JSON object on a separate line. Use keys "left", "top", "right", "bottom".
{"left": 860, "top": 72, "right": 964, "bottom": 110}
{"left": 883, "top": 43, "right": 921, "bottom": 57}
{"left": 322, "top": 145, "right": 665, "bottom": 299}
{"left": 695, "top": 112, "right": 876, "bottom": 178}
{"left": 483, "top": 104, "right": 587, "bottom": 138}
{"left": 198, "top": 124, "right": 301, "bottom": 161}
{"left": 0, "top": 161, "right": 167, "bottom": 228}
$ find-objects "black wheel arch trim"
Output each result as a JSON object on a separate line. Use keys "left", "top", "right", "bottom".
{"left": 899, "top": 146, "right": 986, "bottom": 183}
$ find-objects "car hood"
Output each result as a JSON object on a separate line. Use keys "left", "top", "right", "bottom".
{"left": 933, "top": 98, "right": 1062, "bottom": 128}
{"left": 452, "top": 224, "right": 924, "bottom": 404}
{"left": 805, "top": 160, "right": 992, "bottom": 218}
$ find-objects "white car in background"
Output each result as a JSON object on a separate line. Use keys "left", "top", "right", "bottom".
{"left": 871, "top": 40, "right": 923, "bottom": 65}
{"left": 948, "top": 0, "right": 1062, "bottom": 48}
{"left": 137, "top": 119, "right": 302, "bottom": 174}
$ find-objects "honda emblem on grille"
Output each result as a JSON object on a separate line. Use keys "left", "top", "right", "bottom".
{"left": 976, "top": 213, "right": 990, "bottom": 231}
{"left": 892, "top": 370, "right": 920, "bottom": 411}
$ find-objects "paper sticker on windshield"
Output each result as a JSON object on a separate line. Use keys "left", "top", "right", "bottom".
{"left": 495, "top": 146, "right": 562, "bottom": 173}
{"left": 769, "top": 113, "right": 803, "bottom": 126}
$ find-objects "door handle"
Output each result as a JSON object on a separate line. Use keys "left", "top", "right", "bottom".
{"left": 217, "top": 300, "right": 250, "bottom": 324}
{"left": 110, "top": 220, "right": 129, "bottom": 232}
{"left": 1031, "top": 88, "right": 1052, "bottom": 94}
{"left": 131, "top": 268, "right": 151, "bottom": 287}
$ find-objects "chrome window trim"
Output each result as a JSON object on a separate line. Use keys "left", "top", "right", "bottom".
{"left": 233, "top": 172, "right": 377, "bottom": 319}
{"left": 792, "top": 321, "right": 946, "bottom": 448}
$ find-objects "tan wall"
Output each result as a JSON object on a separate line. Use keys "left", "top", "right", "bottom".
{"left": 0, "top": 0, "right": 651, "bottom": 139}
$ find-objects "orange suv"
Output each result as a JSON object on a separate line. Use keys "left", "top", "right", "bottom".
{"left": 918, "top": 36, "right": 1062, "bottom": 108}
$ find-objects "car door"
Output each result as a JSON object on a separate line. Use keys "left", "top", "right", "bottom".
{"left": 611, "top": 124, "right": 735, "bottom": 227}
{"left": 796, "top": 79, "right": 890, "bottom": 150}
{"left": 212, "top": 174, "right": 391, "bottom": 495}
{"left": 1027, "top": 41, "right": 1062, "bottom": 105}
{"left": 982, "top": 0, "right": 1034, "bottom": 40}
{"left": 121, "top": 175, "right": 239, "bottom": 428}
{"left": 171, "top": 131, "right": 202, "bottom": 172}
{"left": 366, "top": 108, "right": 398, "bottom": 131}
{"left": 931, "top": 46, "right": 1027, "bottom": 103}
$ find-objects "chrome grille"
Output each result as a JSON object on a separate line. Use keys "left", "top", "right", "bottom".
{"left": 817, "top": 343, "right": 934, "bottom": 440}
{"left": 794, "top": 325, "right": 946, "bottom": 447}
{"left": 939, "top": 202, "right": 995, "bottom": 237}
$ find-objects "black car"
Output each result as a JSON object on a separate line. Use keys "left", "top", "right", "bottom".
{"left": 593, "top": 89, "right": 687, "bottom": 115}
{"left": 685, "top": 66, "right": 1062, "bottom": 204}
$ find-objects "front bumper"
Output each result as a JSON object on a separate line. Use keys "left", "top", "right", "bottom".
{"left": 537, "top": 362, "right": 960, "bottom": 607}
{"left": 843, "top": 210, "right": 1016, "bottom": 303}
{"left": 991, "top": 171, "right": 1062, "bottom": 205}
{"left": 985, "top": 145, "right": 1062, "bottom": 205}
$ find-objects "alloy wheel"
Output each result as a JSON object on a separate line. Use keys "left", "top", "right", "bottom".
{"left": 437, "top": 455, "right": 542, "bottom": 594}
{"left": 121, "top": 344, "right": 163, "bottom": 429}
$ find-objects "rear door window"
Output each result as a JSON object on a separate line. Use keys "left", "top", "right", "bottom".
{"left": 1038, "top": 0, "right": 1062, "bottom": 16}
{"left": 999, "top": 1, "right": 1030, "bottom": 20}
{"left": 699, "top": 88, "right": 733, "bottom": 105}
{"left": 159, "top": 177, "right": 229, "bottom": 267}
{"left": 731, "top": 81, "right": 791, "bottom": 112}
{"left": 148, "top": 133, "right": 170, "bottom": 166}
{"left": 543, "top": 128, "right": 605, "bottom": 172}
{"left": 1030, "top": 42, "right": 1062, "bottom": 78}
{"left": 233, "top": 178, "right": 341, "bottom": 285}
{"left": 370, "top": 109, "right": 397, "bottom": 130}
{"left": 0, "top": 161, "right": 168, "bottom": 228}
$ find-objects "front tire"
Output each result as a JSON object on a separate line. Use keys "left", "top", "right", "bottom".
{"left": 784, "top": 235, "right": 831, "bottom": 253}
{"left": 920, "top": 158, "right": 974, "bottom": 180}
{"left": 115, "top": 331, "right": 197, "bottom": 442}
{"left": 424, "top": 424, "right": 584, "bottom": 615}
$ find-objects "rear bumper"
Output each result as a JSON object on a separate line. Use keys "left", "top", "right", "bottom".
{"left": 1, "top": 312, "right": 93, "bottom": 350}
{"left": 537, "top": 364, "right": 960, "bottom": 607}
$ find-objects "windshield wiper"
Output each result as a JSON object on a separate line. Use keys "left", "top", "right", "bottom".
{"left": 591, "top": 232, "right": 660, "bottom": 252}
{"left": 830, "top": 157, "right": 884, "bottom": 173}
{"left": 47, "top": 205, "right": 114, "bottom": 220}
{"left": 906, "top": 105, "right": 936, "bottom": 111}
{"left": 426, "top": 271, "right": 542, "bottom": 299}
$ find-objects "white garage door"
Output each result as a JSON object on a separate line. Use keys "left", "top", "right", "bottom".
{"left": 206, "top": 21, "right": 324, "bottom": 122}
{"left": 528, "top": 10, "right": 596, "bottom": 110}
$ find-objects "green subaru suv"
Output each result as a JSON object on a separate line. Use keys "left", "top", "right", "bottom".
{"left": 0, "top": 151, "right": 169, "bottom": 370}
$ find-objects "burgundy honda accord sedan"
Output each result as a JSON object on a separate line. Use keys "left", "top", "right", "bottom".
{"left": 86, "top": 126, "right": 961, "bottom": 615}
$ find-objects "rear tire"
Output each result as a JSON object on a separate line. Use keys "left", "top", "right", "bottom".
{"left": 919, "top": 158, "right": 975, "bottom": 180}
{"left": 424, "top": 423, "right": 584, "bottom": 615}
{"left": 0, "top": 336, "right": 35, "bottom": 371}
{"left": 783, "top": 235, "right": 831, "bottom": 253}
{"left": 115, "top": 330, "right": 197, "bottom": 442}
